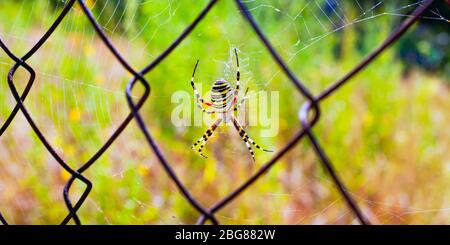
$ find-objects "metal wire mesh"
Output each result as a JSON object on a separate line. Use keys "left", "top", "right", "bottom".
{"left": 0, "top": 0, "right": 434, "bottom": 225}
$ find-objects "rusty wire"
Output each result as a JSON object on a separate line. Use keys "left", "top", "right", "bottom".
{"left": 0, "top": 0, "right": 434, "bottom": 225}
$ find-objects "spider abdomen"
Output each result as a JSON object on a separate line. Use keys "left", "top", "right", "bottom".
{"left": 210, "top": 79, "right": 233, "bottom": 110}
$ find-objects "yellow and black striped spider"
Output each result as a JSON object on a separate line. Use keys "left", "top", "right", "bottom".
{"left": 189, "top": 49, "right": 272, "bottom": 161}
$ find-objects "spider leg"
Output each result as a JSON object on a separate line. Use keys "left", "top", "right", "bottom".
{"left": 244, "top": 137, "right": 256, "bottom": 162}
{"left": 191, "top": 118, "right": 222, "bottom": 158}
{"left": 234, "top": 87, "right": 249, "bottom": 111}
{"left": 201, "top": 108, "right": 216, "bottom": 114}
{"left": 190, "top": 60, "right": 215, "bottom": 114}
{"left": 232, "top": 115, "right": 273, "bottom": 161}
{"left": 234, "top": 48, "right": 240, "bottom": 96}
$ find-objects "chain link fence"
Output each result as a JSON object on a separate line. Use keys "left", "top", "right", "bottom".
{"left": 0, "top": 0, "right": 434, "bottom": 225}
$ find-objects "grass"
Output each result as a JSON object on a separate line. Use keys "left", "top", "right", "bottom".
{"left": 0, "top": 0, "right": 448, "bottom": 224}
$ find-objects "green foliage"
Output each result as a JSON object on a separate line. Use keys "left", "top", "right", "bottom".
{"left": 0, "top": 0, "right": 448, "bottom": 224}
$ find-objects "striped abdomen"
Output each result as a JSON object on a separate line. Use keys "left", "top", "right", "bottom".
{"left": 211, "top": 79, "right": 233, "bottom": 110}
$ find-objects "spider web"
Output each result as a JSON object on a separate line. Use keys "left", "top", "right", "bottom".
{"left": 0, "top": 0, "right": 449, "bottom": 224}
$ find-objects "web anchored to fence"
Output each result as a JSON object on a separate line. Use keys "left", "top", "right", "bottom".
{"left": 0, "top": 0, "right": 435, "bottom": 225}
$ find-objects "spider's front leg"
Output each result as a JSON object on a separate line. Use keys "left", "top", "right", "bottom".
{"left": 191, "top": 118, "right": 223, "bottom": 158}
{"left": 190, "top": 60, "right": 215, "bottom": 114}
{"left": 234, "top": 87, "right": 249, "bottom": 112}
{"left": 232, "top": 49, "right": 249, "bottom": 112}
{"left": 234, "top": 48, "right": 241, "bottom": 96}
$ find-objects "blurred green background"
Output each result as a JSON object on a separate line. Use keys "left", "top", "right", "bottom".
{"left": 0, "top": 0, "right": 449, "bottom": 224}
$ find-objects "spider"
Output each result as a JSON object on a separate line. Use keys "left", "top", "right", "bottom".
{"left": 189, "top": 49, "right": 273, "bottom": 161}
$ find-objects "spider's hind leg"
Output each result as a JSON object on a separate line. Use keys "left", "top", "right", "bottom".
{"left": 231, "top": 116, "right": 273, "bottom": 161}
{"left": 191, "top": 118, "right": 222, "bottom": 158}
